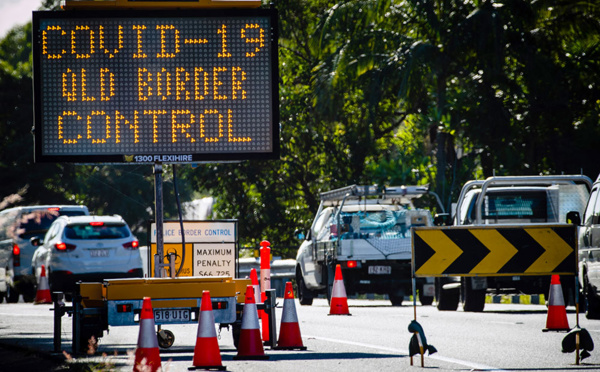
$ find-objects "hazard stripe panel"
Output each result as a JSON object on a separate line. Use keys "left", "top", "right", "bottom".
{"left": 412, "top": 225, "right": 576, "bottom": 277}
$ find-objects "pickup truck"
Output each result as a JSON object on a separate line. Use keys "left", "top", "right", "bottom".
{"left": 295, "top": 185, "right": 444, "bottom": 306}
{"left": 437, "top": 175, "right": 591, "bottom": 312}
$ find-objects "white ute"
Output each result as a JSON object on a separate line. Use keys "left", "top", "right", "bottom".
{"left": 295, "top": 185, "right": 445, "bottom": 306}
{"left": 436, "top": 175, "right": 592, "bottom": 312}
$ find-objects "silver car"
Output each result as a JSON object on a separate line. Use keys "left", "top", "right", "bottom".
{"left": 31, "top": 215, "right": 143, "bottom": 294}
{"left": 0, "top": 205, "right": 89, "bottom": 302}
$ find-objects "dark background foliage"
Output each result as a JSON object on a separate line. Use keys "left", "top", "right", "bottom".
{"left": 1, "top": 0, "right": 599, "bottom": 257}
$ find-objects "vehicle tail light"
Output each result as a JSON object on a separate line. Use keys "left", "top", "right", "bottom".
{"left": 12, "top": 244, "right": 20, "bottom": 267}
{"left": 55, "top": 242, "right": 76, "bottom": 251}
{"left": 345, "top": 260, "right": 358, "bottom": 268}
{"left": 116, "top": 304, "right": 132, "bottom": 313}
{"left": 123, "top": 240, "right": 139, "bottom": 250}
{"left": 212, "top": 301, "right": 228, "bottom": 310}
{"left": 48, "top": 207, "right": 60, "bottom": 212}
{"left": 89, "top": 221, "right": 104, "bottom": 226}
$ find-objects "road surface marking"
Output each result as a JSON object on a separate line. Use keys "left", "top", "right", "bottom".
{"left": 304, "top": 334, "right": 505, "bottom": 371}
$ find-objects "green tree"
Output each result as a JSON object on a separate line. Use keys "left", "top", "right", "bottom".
{"left": 0, "top": 22, "right": 69, "bottom": 206}
{"left": 0, "top": 0, "right": 179, "bottom": 244}
{"left": 310, "top": 0, "right": 600, "bottom": 211}
{"left": 182, "top": 0, "right": 341, "bottom": 255}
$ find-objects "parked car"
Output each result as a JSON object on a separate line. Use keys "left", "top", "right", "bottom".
{"left": 0, "top": 205, "right": 89, "bottom": 303}
{"left": 31, "top": 215, "right": 143, "bottom": 295}
{"left": 577, "top": 173, "right": 600, "bottom": 319}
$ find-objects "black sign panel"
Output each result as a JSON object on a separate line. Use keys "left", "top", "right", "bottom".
{"left": 32, "top": 9, "right": 279, "bottom": 163}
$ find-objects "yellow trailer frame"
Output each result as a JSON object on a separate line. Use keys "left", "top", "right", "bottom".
{"left": 54, "top": 276, "right": 255, "bottom": 354}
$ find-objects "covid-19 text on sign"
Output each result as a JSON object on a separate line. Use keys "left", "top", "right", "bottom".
{"left": 32, "top": 9, "right": 279, "bottom": 163}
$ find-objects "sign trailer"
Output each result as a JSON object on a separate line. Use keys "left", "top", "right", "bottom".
{"left": 36, "top": 3, "right": 282, "bottom": 355}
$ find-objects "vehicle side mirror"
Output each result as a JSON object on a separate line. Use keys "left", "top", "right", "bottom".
{"left": 433, "top": 213, "right": 450, "bottom": 226}
{"left": 566, "top": 211, "right": 581, "bottom": 226}
{"left": 30, "top": 237, "right": 42, "bottom": 246}
{"left": 294, "top": 229, "right": 306, "bottom": 240}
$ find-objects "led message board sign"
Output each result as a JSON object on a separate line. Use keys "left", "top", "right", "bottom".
{"left": 32, "top": 9, "right": 279, "bottom": 163}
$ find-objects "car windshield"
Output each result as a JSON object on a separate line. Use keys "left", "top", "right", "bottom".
{"left": 338, "top": 210, "right": 401, "bottom": 235}
{"left": 65, "top": 224, "right": 130, "bottom": 240}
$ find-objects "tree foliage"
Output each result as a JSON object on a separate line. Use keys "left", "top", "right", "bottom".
{"left": 0, "top": 0, "right": 599, "bottom": 256}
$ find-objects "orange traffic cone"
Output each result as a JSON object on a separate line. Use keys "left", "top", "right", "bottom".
{"left": 190, "top": 290, "right": 226, "bottom": 371}
{"left": 233, "top": 285, "right": 269, "bottom": 360}
{"left": 134, "top": 297, "right": 161, "bottom": 372}
{"left": 34, "top": 265, "right": 52, "bottom": 304}
{"left": 274, "top": 281, "right": 307, "bottom": 350}
{"left": 329, "top": 264, "right": 351, "bottom": 315}
{"left": 543, "top": 275, "right": 570, "bottom": 332}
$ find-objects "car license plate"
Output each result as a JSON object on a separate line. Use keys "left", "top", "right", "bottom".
{"left": 368, "top": 265, "right": 391, "bottom": 274}
{"left": 90, "top": 249, "right": 109, "bottom": 257}
{"left": 154, "top": 308, "right": 190, "bottom": 323}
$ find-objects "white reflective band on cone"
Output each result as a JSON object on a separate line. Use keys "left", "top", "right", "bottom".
{"left": 332, "top": 278, "right": 347, "bottom": 298}
{"left": 241, "top": 303, "right": 259, "bottom": 330}
{"left": 197, "top": 310, "right": 218, "bottom": 338}
{"left": 137, "top": 319, "right": 159, "bottom": 348}
{"left": 549, "top": 285, "right": 565, "bottom": 306}
{"left": 281, "top": 298, "right": 299, "bottom": 323}
{"left": 253, "top": 284, "right": 261, "bottom": 303}
{"left": 38, "top": 278, "right": 49, "bottom": 290}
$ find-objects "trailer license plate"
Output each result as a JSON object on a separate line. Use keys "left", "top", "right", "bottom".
{"left": 368, "top": 266, "right": 391, "bottom": 274}
{"left": 154, "top": 309, "right": 190, "bottom": 323}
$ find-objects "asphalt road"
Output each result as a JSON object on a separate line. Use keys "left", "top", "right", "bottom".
{"left": 1, "top": 297, "right": 600, "bottom": 371}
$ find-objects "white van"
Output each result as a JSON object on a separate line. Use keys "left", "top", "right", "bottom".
{"left": 0, "top": 205, "right": 89, "bottom": 302}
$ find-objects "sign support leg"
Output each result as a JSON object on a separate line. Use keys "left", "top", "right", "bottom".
{"left": 154, "top": 162, "right": 165, "bottom": 278}
{"left": 412, "top": 276, "right": 424, "bottom": 367}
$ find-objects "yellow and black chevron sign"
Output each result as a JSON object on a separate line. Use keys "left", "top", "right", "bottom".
{"left": 412, "top": 225, "right": 576, "bottom": 277}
